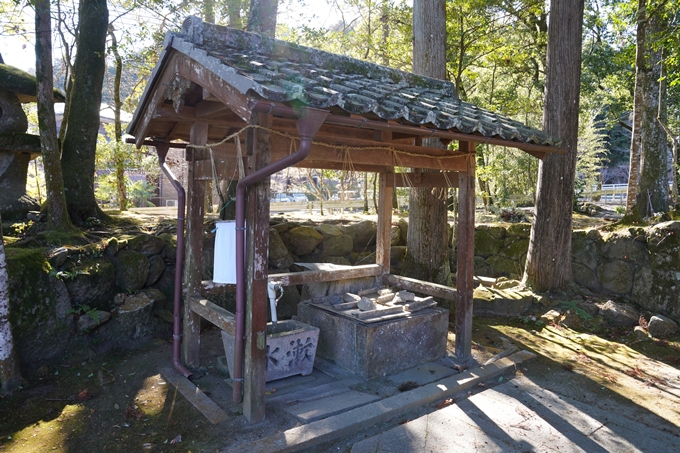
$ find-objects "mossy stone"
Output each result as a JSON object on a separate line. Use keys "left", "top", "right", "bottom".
{"left": 597, "top": 260, "right": 634, "bottom": 294}
{"left": 474, "top": 228, "right": 503, "bottom": 258}
{"left": 115, "top": 250, "right": 150, "bottom": 292}
{"left": 64, "top": 258, "right": 115, "bottom": 309}
{"left": 6, "top": 248, "right": 72, "bottom": 363}
{"left": 283, "top": 226, "right": 323, "bottom": 256}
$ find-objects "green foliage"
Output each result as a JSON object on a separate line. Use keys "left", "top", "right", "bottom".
{"left": 575, "top": 110, "right": 610, "bottom": 201}
{"left": 66, "top": 304, "right": 100, "bottom": 324}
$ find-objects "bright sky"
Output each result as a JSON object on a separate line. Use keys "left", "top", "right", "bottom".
{"left": 0, "top": 1, "right": 411, "bottom": 74}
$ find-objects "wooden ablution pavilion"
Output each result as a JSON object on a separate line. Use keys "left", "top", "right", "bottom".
{"left": 127, "top": 16, "right": 561, "bottom": 423}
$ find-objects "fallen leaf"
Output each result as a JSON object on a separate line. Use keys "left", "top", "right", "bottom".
{"left": 125, "top": 405, "right": 144, "bottom": 420}
{"left": 435, "top": 398, "right": 454, "bottom": 409}
{"left": 170, "top": 434, "right": 182, "bottom": 444}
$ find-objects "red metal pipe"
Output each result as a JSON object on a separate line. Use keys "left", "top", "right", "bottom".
{"left": 156, "top": 144, "right": 193, "bottom": 379}
{"left": 232, "top": 107, "right": 328, "bottom": 402}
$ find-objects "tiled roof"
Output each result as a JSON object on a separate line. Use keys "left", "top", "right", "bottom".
{"left": 152, "top": 17, "right": 559, "bottom": 148}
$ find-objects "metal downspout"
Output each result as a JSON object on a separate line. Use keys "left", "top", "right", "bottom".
{"left": 232, "top": 107, "right": 328, "bottom": 402}
{"left": 156, "top": 144, "right": 193, "bottom": 379}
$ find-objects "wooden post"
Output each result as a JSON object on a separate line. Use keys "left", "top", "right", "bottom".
{"left": 376, "top": 169, "right": 393, "bottom": 273}
{"left": 243, "top": 113, "right": 270, "bottom": 423}
{"left": 182, "top": 121, "right": 208, "bottom": 367}
{"left": 455, "top": 142, "right": 476, "bottom": 363}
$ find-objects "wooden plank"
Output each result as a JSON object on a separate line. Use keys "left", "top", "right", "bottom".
{"left": 188, "top": 297, "right": 236, "bottom": 335}
{"left": 455, "top": 142, "right": 476, "bottom": 363}
{"left": 269, "top": 264, "right": 383, "bottom": 287}
{"left": 160, "top": 368, "right": 228, "bottom": 424}
{"left": 243, "top": 112, "right": 270, "bottom": 423}
{"left": 292, "top": 160, "right": 388, "bottom": 173}
{"left": 176, "top": 54, "right": 252, "bottom": 123}
{"left": 182, "top": 121, "right": 208, "bottom": 368}
{"left": 134, "top": 53, "right": 181, "bottom": 147}
{"left": 376, "top": 170, "right": 393, "bottom": 273}
{"left": 382, "top": 274, "right": 458, "bottom": 301}
{"left": 385, "top": 172, "right": 460, "bottom": 188}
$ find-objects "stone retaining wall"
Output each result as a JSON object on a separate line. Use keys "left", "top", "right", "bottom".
{"left": 8, "top": 218, "right": 680, "bottom": 365}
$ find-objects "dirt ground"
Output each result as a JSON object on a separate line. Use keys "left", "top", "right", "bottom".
{"left": 1, "top": 306, "right": 678, "bottom": 453}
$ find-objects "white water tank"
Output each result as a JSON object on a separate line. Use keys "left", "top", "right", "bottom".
{"left": 213, "top": 220, "right": 237, "bottom": 284}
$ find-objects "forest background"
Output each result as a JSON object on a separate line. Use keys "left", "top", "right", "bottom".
{"left": 1, "top": 0, "right": 678, "bottom": 218}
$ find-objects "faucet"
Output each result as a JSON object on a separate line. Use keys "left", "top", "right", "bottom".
{"left": 267, "top": 281, "right": 284, "bottom": 324}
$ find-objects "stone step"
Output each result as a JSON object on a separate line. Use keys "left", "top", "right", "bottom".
{"left": 283, "top": 389, "right": 381, "bottom": 423}
{"left": 267, "top": 377, "right": 362, "bottom": 405}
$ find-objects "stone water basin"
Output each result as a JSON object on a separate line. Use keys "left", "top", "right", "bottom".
{"left": 222, "top": 319, "right": 320, "bottom": 382}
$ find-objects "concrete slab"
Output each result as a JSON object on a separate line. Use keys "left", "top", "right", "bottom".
{"left": 160, "top": 367, "right": 228, "bottom": 424}
{"left": 268, "top": 377, "right": 362, "bottom": 405}
{"left": 222, "top": 350, "right": 535, "bottom": 453}
{"left": 387, "top": 362, "right": 457, "bottom": 387}
{"left": 350, "top": 374, "right": 680, "bottom": 453}
{"left": 283, "top": 390, "right": 381, "bottom": 422}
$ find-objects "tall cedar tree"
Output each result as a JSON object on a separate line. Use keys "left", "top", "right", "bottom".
{"left": 402, "top": 0, "right": 452, "bottom": 287}
{"left": 35, "top": 0, "right": 73, "bottom": 232}
{"left": 635, "top": 4, "right": 669, "bottom": 216}
{"left": 523, "top": 0, "right": 585, "bottom": 290}
{"left": 61, "top": 0, "right": 108, "bottom": 224}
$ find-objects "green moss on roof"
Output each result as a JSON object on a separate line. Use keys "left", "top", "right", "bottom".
{"left": 0, "top": 63, "right": 66, "bottom": 103}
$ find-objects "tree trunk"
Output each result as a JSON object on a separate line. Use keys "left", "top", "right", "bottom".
{"left": 35, "top": 0, "right": 74, "bottom": 232}
{"left": 626, "top": 0, "right": 647, "bottom": 213}
{"left": 247, "top": 0, "right": 278, "bottom": 37}
{"left": 522, "top": 0, "right": 584, "bottom": 291}
{"left": 108, "top": 26, "right": 127, "bottom": 212}
{"left": 403, "top": 0, "right": 451, "bottom": 286}
{"left": 61, "top": 0, "right": 108, "bottom": 225}
{"left": 0, "top": 216, "right": 21, "bottom": 395}
{"left": 636, "top": 9, "right": 668, "bottom": 216}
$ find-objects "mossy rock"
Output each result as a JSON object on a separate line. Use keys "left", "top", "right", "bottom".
{"left": 474, "top": 228, "right": 503, "bottom": 258}
{"left": 486, "top": 254, "right": 521, "bottom": 277}
{"left": 631, "top": 267, "right": 680, "bottom": 317}
{"left": 128, "top": 233, "right": 166, "bottom": 257}
{"left": 500, "top": 238, "right": 529, "bottom": 260}
{"left": 114, "top": 250, "right": 150, "bottom": 292}
{"left": 64, "top": 258, "right": 115, "bottom": 310}
{"left": 322, "top": 234, "right": 353, "bottom": 257}
{"left": 505, "top": 223, "right": 531, "bottom": 238}
{"left": 571, "top": 237, "right": 598, "bottom": 271}
{"left": 598, "top": 231, "right": 648, "bottom": 263}
{"left": 597, "top": 260, "right": 634, "bottom": 294}
{"left": 350, "top": 220, "right": 378, "bottom": 251}
{"left": 269, "top": 228, "right": 294, "bottom": 269}
{"left": 145, "top": 255, "right": 166, "bottom": 287}
{"left": 572, "top": 262, "right": 600, "bottom": 291}
{"left": 283, "top": 226, "right": 323, "bottom": 256}
{"left": 6, "top": 247, "right": 72, "bottom": 363}
{"left": 315, "top": 223, "right": 344, "bottom": 238}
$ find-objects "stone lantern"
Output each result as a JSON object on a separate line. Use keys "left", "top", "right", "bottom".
{"left": 0, "top": 59, "right": 65, "bottom": 221}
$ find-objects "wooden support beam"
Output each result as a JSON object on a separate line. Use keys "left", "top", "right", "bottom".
{"left": 376, "top": 170, "right": 393, "bottom": 273}
{"left": 291, "top": 160, "right": 389, "bottom": 173}
{"left": 189, "top": 297, "right": 236, "bottom": 335}
{"left": 455, "top": 141, "right": 476, "bottom": 363}
{"left": 243, "top": 112, "right": 270, "bottom": 423}
{"left": 382, "top": 274, "right": 457, "bottom": 301}
{"left": 385, "top": 172, "right": 460, "bottom": 188}
{"left": 269, "top": 264, "right": 383, "bottom": 287}
{"left": 182, "top": 121, "right": 208, "bottom": 368}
